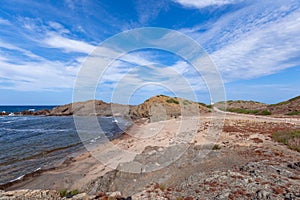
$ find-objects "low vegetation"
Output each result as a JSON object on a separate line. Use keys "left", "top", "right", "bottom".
{"left": 159, "top": 184, "right": 166, "bottom": 191}
{"left": 272, "top": 130, "right": 300, "bottom": 152}
{"left": 260, "top": 110, "right": 272, "bottom": 115}
{"left": 223, "top": 108, "right": 271, "bottom": 115}
{"left": 166, "top": 98, "right": 179, "bottom": 104}
{"left": 286, "top": 111, "right": 300, "bottom": 115}
{"left": 198, "top": 102, "right": 212, "bottom": 108}
{"left": 59, "top": 189, "right": 79, "bottom": 198}
{"left": 183, "top": 100, "right": 191, "bottom": 105}
{"left": 212, "top": 144, "right": 221, "bottom": 150}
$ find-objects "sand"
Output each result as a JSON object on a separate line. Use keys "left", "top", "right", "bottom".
{"left": 4, "top": 111, "right": 300, "bottom": 195}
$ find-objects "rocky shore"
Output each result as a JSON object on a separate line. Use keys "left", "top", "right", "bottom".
{"left": 1, "top": 111, "right": 299, "bottom": 199}
{"left": 0, "top": 95, "right": 211, "bottom": 119}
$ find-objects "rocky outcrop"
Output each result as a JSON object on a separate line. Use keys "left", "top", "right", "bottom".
{"left": 48, "top": 100, "right": 131, "bottom": 116}
{"left": 45, "top": 95, "right": 211, "bottom": 121}
{"left": 134, "top": 160, "right": 300, "bottom": 199}
{"left": 0, "top": 189, "right": 133, "bottom": 200}
{"left": 0, "top": 189, "right": 60, "bottom": 200}
{"left": 129, "top": 95, "right": 211, "bottom": 121}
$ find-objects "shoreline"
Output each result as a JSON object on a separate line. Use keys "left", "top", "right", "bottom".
{"left": 0, "top": 116, "right": 131, "bottom": 190}
{"left": 1, "top": 113, "right": 299, "bottom": 198}
{"left": 0, "top": 119, "right": 137, "bottom": 191}
{"left": 1, "top": 116, "right": 187, "bottom": 191}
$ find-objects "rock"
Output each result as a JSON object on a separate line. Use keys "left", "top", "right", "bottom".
{"left": 108, "top": 191, "right": 122, "bottom": 198}
{"left": 284, "top": 192, "right": 296, "bottom": 200}
{"left": 287, "top": 162, "right": 300, "bottom": 170}
{"left": 71, "top": 192, "right": 95, "bottom": 199}
{"left": 0, "top": 189, "right": 60, "bottom": 199}
{"left": 255, "top": 190, "right": 272, "bottom": 199}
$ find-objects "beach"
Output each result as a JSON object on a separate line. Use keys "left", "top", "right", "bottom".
{"left": 2, "top": 112, "right": 300, "bottom": 199}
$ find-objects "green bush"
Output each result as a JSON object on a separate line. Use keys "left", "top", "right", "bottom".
{"left": 59, "top": 189, "right": 67, "bottom": 197}
{"left": 198, "top": 102, "right": 211, "bottom": 108}
{"left": 286, "top": 111, "right": 300, "bottom": 115}
{"left": 159, "top": 184, "right": 166, "bottom": 191}
{"left": 59, "top": 189, "right": 79, "bottom": 198}
{"left": 166, "top": 98, "right": 179, "bottom": 104}
{"left": 259, "top": 110, "right": 271, "bottom": 115}
{"left": 156, "top": 94, "right": 167, "bottom": 97}
{"left": 212, "top": 144, "right": 221, "bottom": 150}
{"left": 224, "top": 108, "right": 271, "bottom": 115}
{"left": 272, "top": 130, "right": 300, "bottom": 152}
{"left": 227, "top": 108, "right": 259, "bottom": 114}
{"left": 183, "top": 100, "right": 190, "bottom": 105}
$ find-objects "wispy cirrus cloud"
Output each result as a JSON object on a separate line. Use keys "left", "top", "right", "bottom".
{"left": 172, "top": 0, "right": 243, "bottom": 9}
{"left": 0, "top": 16, "right": 95, "bottom": 91}
{"left": 135, "top": 0, "right": 169, "bottom": 25}
{"left": 181, "top": 0, "right": 300, "bottom": 81}
{"left": 0, "top": 18, "right": 11, "bottom": 25}
{"left": 43, "top": 33, "right": 95, "bottom": 54}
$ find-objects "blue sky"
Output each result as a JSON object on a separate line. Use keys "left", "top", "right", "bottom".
{"left": 0, "top": 0, "right": 299, "bottom": 105}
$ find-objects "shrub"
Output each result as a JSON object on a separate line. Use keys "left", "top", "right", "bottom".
{"left": 286, "top": 111, "right": 300, "bottom": 115}
{"left": 212, "top": 144, "right": 221, "bottom": 150}
{"left": 59, "top": 189, "right": 67, "bottom": 197}
{"left": 183, "top": 100, "right": 190, "bottom": 105}
{"left": 272, "top": 130, "right": 300, "bottom": 152}
{"left": 166, "top": 98, "right": 179, "bottom": 104}
{"left": 198, "top": 102, "right": 211, "bottom": 108}
{"left": 159, "top": 184, "right": 166, "bottom": 191}
{"left": 156, "top": 94, "right": 167, "bottom": 97}
{"left": 59, "top": 189, "right": 79, "bottom": 198}
{"left": 259, "top": 110, "right": 271, "bottom": 115}
{"left": 227, "top": 108, "right": 259, "bottom": 114}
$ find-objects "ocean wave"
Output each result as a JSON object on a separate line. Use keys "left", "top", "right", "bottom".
{"left": 9, "top": 174, "right": 24, "bottom": 183}
{"left": 5, "top": 166, "right": 42, "bottom": 185}
{"left": 3, "top": 121, "right": 13, "bottom": 124}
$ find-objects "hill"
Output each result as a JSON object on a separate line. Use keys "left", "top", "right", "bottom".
{"left": 49, "top": 100, "right": 130, "bottom": 116}
{"left": 48, "top": 95, "right": 211, "bottom": 121}
{"left": 267, "top": 96, "right": 300, "bottom": 116}
{"left": 215, "top": 95, "right": 300, "bottom": 117}
{"left": 215, "top": 100, "right": 267, "bottom": 111}
{"left": 129, "top": 95, "right": 211, "bottom": 122}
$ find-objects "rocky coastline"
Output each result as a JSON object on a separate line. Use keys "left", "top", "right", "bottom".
{"left": 0, "top": 95, "right": 299, "bottom": 199}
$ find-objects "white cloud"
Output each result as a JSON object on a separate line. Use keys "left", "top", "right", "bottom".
{"left": 43, "top": 33, "right": 95, "bottom": 54}
{"left": 15, "top": 17, "right": 95, "bottom": 54}
{"left": 0, "top": 60, "right": 79, "bottom": 91}
{"left": 173, "top": 0, "right": 242, "bottom": 9}
{"left": 95, "top": 52, "right": 207, "bottom": 104}
{"left": 48, "top": 21, "right": 70, "bottom": 34}
{"left": 0, "top": 40, "right": 42, "bottom": 60}
{"left": 0, "top": 42, "right": 82, "bottom": 91}
{"left": 182, "top": 1, "right": 300, "bottom": 82}
{"left": 0, "top": 18, "right": 10, "bottom": 25}
{"left": 135, "top": 0, "right": 169, "bottom": 24}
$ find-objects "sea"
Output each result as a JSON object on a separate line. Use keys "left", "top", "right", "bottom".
{"left": 0, "top": 106, "right": 132, "bottom": 185}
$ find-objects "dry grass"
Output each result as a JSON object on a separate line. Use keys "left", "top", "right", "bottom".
{"left": 272, "top": 130, "right": 300, "bottom": 152}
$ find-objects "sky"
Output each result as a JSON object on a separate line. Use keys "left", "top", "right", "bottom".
{"left": 0, "top": 0, "right": 300, "bottom": 105}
